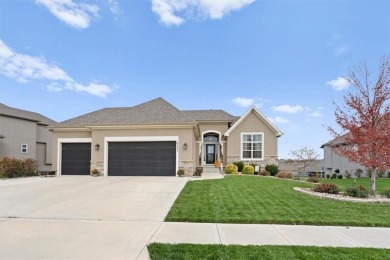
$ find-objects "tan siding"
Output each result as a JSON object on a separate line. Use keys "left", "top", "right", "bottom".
{"left": 51, "top": 131, "right": 92, "bottom": 171}
{"left": 198, "top": 123, "right": 229, "bottom": 139}
{"left": 91, "top": 128, "right": 195, "bottom": 162}
{"left": 227, "top": 112, "right": 278, "bottom": 158}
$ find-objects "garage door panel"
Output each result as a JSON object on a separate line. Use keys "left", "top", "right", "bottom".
{"left": 61, "top": 143, "right": 91, "bottom": 175}
{"left": 108, "top": 141, "right": 176, "bottom": 176}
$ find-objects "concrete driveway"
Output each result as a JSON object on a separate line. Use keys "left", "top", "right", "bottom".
{"left": 0, "top": 176, "right": 187, "bottom": 259}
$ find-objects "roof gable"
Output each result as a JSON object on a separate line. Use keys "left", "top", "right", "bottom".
{"left": 224, "top": 106, "right": 283, "bottom": 137}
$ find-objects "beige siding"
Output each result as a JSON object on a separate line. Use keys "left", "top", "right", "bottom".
{"left": 227, "top": 111, "right": 278, "bottom": 158}
{"left": 91, "top": 128, "right": 195, "bottom": 162}
{"left": 51, "top": 131, "right": 92, "bottom": 171}
{"left": 198, "top": 123, "right": 229, "bottom": 140}
{"left": 0, "top": 116, "right": 37, "bottom": 159}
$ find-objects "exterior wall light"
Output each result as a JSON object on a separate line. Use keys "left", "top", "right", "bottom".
{"left": 183, "top": 142, "right": 188, "bottom": 150}
{"left": 95, "top": 143, "right": 100, "bottom": 151}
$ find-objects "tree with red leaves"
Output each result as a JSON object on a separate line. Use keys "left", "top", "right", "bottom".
{"left": 328, "top": 57, "right": 390, "bottom": 197}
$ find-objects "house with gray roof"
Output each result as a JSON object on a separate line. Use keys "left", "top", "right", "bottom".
{"left": 321, "top": 135, "right": 371, "bottom": 177}
{"left": 0, "top": 103, "right": 56, "bottom": 171}
{"left": 49, "top": 97, "right": 283, "bottom": 176}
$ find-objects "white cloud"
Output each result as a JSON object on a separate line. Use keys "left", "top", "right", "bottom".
{"left": 151, "top": 0, "right": 256, "bottom": 26}
{"left": 0, "top": 39, "right": 114, "bottom": 98}
{"left": 232, "top": 97, "right": 255, "bottom": 107}
{"left": 326, "top": 77, "right": 350, "bottom": 91}
{"left": 268, "top": 116, "right": 289, "bottom": 124}
{"left": 36, "top": 0, "right": 99, "bottom": 29}
{"left": 272, "top": 105, "right": 306, "bottom": 114}
{"left": 308, "top": 111, "right": 323, "bottom": 117}
{"left": 108, "top": 0, "right": 120, "bottom": 16}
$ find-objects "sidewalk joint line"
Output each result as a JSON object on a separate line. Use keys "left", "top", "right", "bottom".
{"left": 136, "top": 222, "right": 164, "bottom": 260}
{"left": 271, "top": 225, "right": 293, "bottom": 245}
{"left": 216, "top": 223, "right": 222, "bottom": 244}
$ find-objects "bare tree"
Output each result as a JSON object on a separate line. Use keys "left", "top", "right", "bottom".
{"left": 289, "top": 147, "right": 320, "bottom": 179}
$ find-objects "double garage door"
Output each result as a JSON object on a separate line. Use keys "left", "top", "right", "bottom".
{"left": 61, "top": 141, "right": 176, "bottom": 176}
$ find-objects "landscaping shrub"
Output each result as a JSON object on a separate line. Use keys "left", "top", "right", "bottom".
{"left": 225, "top": 164, "right": 238, "bottom": 174}
{"left": 335, "top": 169, "right": 340, "bottom": 174}
{"left": 276, "top": 171, "right": 294, "bottom": 179}
{"left": 313, "top": 183, "right": 340, "bottom": 194}
{"left": 344, "top": 170, "right": 352, "bottom": 179}
{"left": 0, "top": 157, "right": 38, "bottom": 178}
{"left": 388, "top": 172, "right": 390, "bottom": 178}
{"left": 306, "top": 177, "right": 319, "bottom": 183}
{"left": 355, "top": 168, "right": 363, "bottom": 178}
{"left": 242, "top": 165, "right": 254, "bottom": 175}
{"left": 337, "top": 174, "right": 343, "bottom": 179}
{"left": 381, "top": 187, "right": 390, "bottom": 198}
{"left": 259, "top": 170, "right": 270, "bottom": 176}
{"left": 367, "top": 169, "right": 372, "bottom": 178}
{"left": 265, "top": 164, "right": 279, "bottom": 176}
{"left": 233, "top": 161, "right": 244, "bottom": 172}
{"left": 194, "top": 167, "right": 203, "bottom": 177}
{"left": 177, "top": 169, "right": 185, "bottom": 177}
{"left": 307, "top": 172, "right": 314, "bottom": 177}
{"left": 331, "top": 173, "right": 337, "bottom": 179}
{"left": 326, "top": 174, "right": 330, "bottom": 179}
{"left": 345, "top": 185, "right": 369, "bottom": 198}
{"left": 276, "top": 171, "right": 286, "bottom": 178}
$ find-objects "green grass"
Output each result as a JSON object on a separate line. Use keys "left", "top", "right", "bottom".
{"left": 320, "top": 178, "right": 390, "bottom": 193}
{"left": 165, "top": 176, "right": 390, "bottom": 226}
{"left": 148, "top": 243, "right": 390, "bottom": 260}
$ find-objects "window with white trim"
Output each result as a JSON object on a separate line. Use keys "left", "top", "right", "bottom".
{"left": 241, "top": 133, "right": 263, "bottom": 160}
{"left": 21, "top": 144, "right": 28, "bottom": 154}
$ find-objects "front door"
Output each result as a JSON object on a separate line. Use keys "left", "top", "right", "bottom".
{"left": 206, "top": 144, "right": 215, "bottom": 164}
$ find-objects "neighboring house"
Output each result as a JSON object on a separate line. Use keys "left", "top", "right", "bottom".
{"left": 49, "top": 97, "right": 283, "bottom": 176}
{"left": 321, "top": 136, "right": 366, "bottom": 177}
{"left": 0, "top": 103, "right": 56, "bottom": 171}
{"left": 278, "top": 159, "right": 324, "bottom": 177}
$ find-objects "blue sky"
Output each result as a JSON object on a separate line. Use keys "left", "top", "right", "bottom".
{"left": 0, "top": 0, "right": 389, "bottom": 158}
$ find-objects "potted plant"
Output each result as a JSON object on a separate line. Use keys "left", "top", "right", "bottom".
{"left": 91, "top": 168, "right": 99, "bottom": 177}
{"left": 177, "top": 169, "right": 185, "bottom": 177}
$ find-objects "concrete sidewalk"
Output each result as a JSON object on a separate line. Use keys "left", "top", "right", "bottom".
{"left": 146, "top": 222, "right": 390, "bottom": 249}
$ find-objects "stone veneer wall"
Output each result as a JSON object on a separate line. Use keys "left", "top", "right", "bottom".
{"left": 91, "top": 161, "right": 104, "bottom": 176}
{"left": 179, "top": 160, "right": 194, "bottom": 176}
{"left": 227, "top": 156, "right": 278, "bottom": 170}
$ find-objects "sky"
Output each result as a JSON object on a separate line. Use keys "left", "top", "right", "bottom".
{"left": 0, "top": 0, "right": 389, "bottom": 159}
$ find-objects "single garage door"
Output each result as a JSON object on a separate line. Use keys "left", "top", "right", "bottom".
{"left": 61, "top": 143, "right": 91, "bottom": 175}
{"left": 108, "top": 141, "right": 176, "bottom": 176}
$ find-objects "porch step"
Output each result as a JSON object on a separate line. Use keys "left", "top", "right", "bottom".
{"left": 202, "top": 166, "right": 221, "bottom": 173}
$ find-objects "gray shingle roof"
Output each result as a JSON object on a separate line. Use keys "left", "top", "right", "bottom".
{"left": 0, "top": 103, "right": 56, "bottom": 126}
{"left": 182, "top": 110, "right": 236, "bottom": 121}
{"left": 52, "top": 98, "right": 198, "bottom": 128}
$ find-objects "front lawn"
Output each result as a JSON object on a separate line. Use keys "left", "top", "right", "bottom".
{"left": 148, "top": 243, "right": 390, "bottom": 260}
{"left": 165, "top": 176, "right": 390, "bottom": 226}
{"left": 320, "top": 178, "right": 390, "bottom": 193}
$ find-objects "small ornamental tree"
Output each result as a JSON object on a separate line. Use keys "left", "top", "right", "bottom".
{"left": 328, "top": 57, "right": 390, "bottom": 197}
{"left": 289, "top": 147, "right": 320, "bottom": 180}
